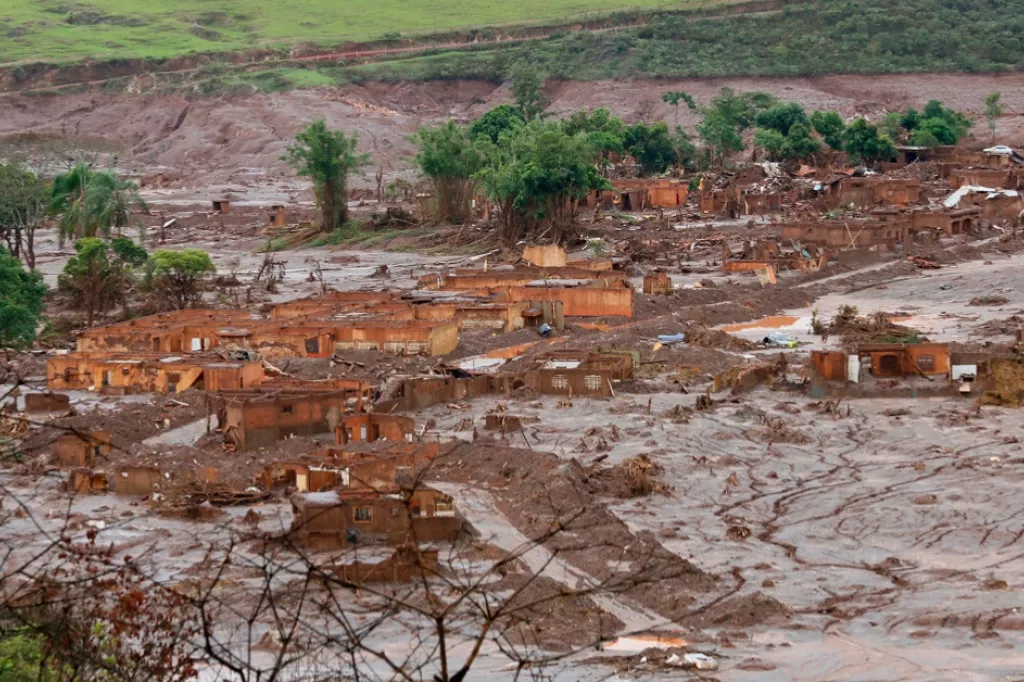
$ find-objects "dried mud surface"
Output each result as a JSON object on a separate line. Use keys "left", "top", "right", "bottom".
{"left": 3, "top": 74, "right": 1024, "bottom": 187}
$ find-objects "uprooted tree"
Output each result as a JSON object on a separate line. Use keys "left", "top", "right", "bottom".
{"left": 284, "top": 120, "right": 369, "bottom": 233}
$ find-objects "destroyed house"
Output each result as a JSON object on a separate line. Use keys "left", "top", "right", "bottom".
{"left": 324, "top": 441, "right": 440, "bottom": 491}
{"left": 270, "top": 291, "right": 398, "bottom": 320}
{"left": 250, "top": 319, "right": 459, "bottom": 357}
{"left": 533, "top": 350, "right": 634, "bottom": 398}
{"left": 54, "top": 429, "right": 112, "bottom": 468}
{"left": 211, "top": 387, "right": 370, "bottom": 450}
{"left": 643, "top": 272, "right": 673, "bottom": 295}
{"left": 333, "top": 546, "right": 439, "bottom": 584}
{"left": 944, "top": 186, "right": 1024, "bottom": 222}
{"left": 419, "top": 266, "right": 618, "bottom": 290}
{"left": 836, "top": 177, "right": 921, "bottom": 208}
{"left": 951, "top": 168, "right": 1019, "bottom": 191}
{"left": 75, "top": 309, "right": 255, "bottom": 354}
{"left": 910, "top": 206, "right": 981, "bottom": 235}
{"left": 809, "top": 343, "right": 952, "bottom": 397}
{"left": 375, "top": 374, "right": 522, "bottom": 412}
{"left": 336, "top": 413, "right": 415, "bottom": 444}
{"left": 261, "top": 441, "right": 439, "bottom": 492}
{"left": 47, "top": 353, "right": 264, "bottom": 393}
{"left": 412, "top": 301, "right": 530, "bottom": 332}
{"left": 496, "top": 283, "right": 634, "bottom": 318}
{"left": 779, "top": 218, "right": 911, "bottom": 249}
{"left": 609, "top": 178, "right": 689, "bottom": 208}
{"left": 522, "top": 244, "right": 567, "bottom": 267}
{"left": 289, "top": 487, "right": 462, "bottom": 549}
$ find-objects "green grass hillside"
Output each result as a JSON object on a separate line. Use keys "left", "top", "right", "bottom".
{"left": 1, "top": 0, "right": 712, "bottom": 65}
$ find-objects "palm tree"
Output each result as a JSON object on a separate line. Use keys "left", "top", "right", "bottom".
{"left": 51, "top": 161, "right": 147, "bottom": 244}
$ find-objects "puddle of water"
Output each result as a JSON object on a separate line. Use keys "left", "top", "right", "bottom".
{"left": 722, "top": 315, "right": 801, "bottom": 332}
{"left": 603, "top": 634, "right": 688, "bottom": 652}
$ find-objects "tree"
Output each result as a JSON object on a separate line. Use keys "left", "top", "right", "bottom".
{"left": 474, "top": 120, "right": 608, "bottom": 245}
{"left": 899, "top": 108, "right": 921, "bottom": 132}
{"left": 414, "top": 122, "right": 484, "bottom": 224}
{"left": 780, "top": 122, "right": 822, "bottom": 160}
{"left": 469, "top": 104, "right": 525, "bottom": 144}
{"left": 753, "top": 128, "right": 786, "bottom": 161}
{"left": 59, "top": 238, "right": 115, "bottom": 328}
{"left": 509, "top": 63, "right": 547, "bottom": 120}
{"left": 754, "top": 102, "right": 808, "bottom": 135}
{"left": 283, "top": 120, "right": 368, "bottom": 233}
{"left": 662, "top": 90, "right": 696, "bottom": 125}
{"left": 841, "top": 118, "right": 897, "bottom": 164}
{"left": 0, "top": 163, "right": 47, "bottom": 268}
{"left": 912, "top": 116, "right": 957, "bottom": 146}
{"left": 670, "top": 126, "right": 697, "bottom": 171}
{"left": 146, "top": 249, "right": 215, "bottom": 310}
{"left": 985, "top": 91, "right": 1002, "bottom": 141}
{"left": 697, "top": 108, "right": 744, "bottom": 167}
{"left": 50, "top": 161, "right": 147, "bottom": 245}
{"left": 905, "top": 100, "right": 972, "bottom": 144}
{"left": 561, "top": 108, "right": 627, "bottom": 171}
{"left": 880, "top": 112, "right": 904, "bottom": 142}
{"left": 624, "top": 122, "right": 676, "bottom": 176}
{"left": 59, "top": 237, "right": 148, "bottom": 326}
{"left": 0, "top": 247, "right": 45, "bottom": 347}
{"left": 810, "top": 110, "right": 845, "bottom": 150}
{"left": 709, "top": 87, "right": 776, "bottom": 131}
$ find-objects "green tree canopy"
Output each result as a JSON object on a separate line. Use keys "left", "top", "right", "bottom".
{"left": 709, "top": 88, "right": 777, "bottom": 131}
{"left": 509, "top": 63, "right": 547, "bottom": 120}
{"left": 624, "top": 122, "right": 676, "bottom": 176}
{"left": 842, "top": 119, "right": 897, "bottom": 163}
{"left": 697, "top": 108, "right": 745, "bottom": 167}
{"left": 146, "top": 249, "right": 215, "bottom": 310}
{"left": 283, "top": 120, "right": 368, "bottom": 233}
{"left": 912, "top": 116, "right": 958, "bottom": 146}
{"left": 662, "top": 90, "right": 696, "bottom": 125}
{"left": 474, "top": 120, "right": 608, "bottom": 245}
{"left": 754, "top": 102, "right": 809, "bottom": 135}
{"left": 59, "top": 236, "right": 148, "bottom": 326}
{"left": 780, "top": 122, "right": 822, "bottom": 160}
{"left": 809, "top": 110, "right": 845, "bottom": 150}
{"left": 753, "top": 128, "right": 786, "bottom": 161}
{"left": 50, "top": 161, "right": 147, "bottom": 245}
{"left": 0, "top": 162, "right": 48, "bottom": 268}
{"left": 414, "top": 121, "right": 484, "bottom": 223}
{"left": 985, "top": 91, "right": 1002, "bottom": 141}
{"left": 469, "top": 105, "right": 525, "bottom": 144}
{"left": 0, "top": 247, "right": 45, "bottom": 347}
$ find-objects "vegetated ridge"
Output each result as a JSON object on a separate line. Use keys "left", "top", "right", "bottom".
{"left": 3, "top": 0, "right": 1022, "bottom": 96}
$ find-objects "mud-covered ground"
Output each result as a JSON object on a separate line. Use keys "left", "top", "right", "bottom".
{"left": 3, "top": 73, "right": 1024, "bottom": 187}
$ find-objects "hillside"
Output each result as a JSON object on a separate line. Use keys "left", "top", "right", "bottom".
{"left": 1, "top": 0, "right": 715, "bottom": 65}
{"left": 3, "top": 0, "right": 1020, "bottom": 97}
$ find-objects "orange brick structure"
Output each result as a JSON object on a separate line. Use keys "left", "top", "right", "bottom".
{"left": 336, "top": 413, "right": 415, "bottom": 444}
{"left": 54, "top": 429, "right": 112, "bottom": 468}
{"left": 211, "top": 384, "right": 372, "bottom": 451}
{"left": 47, "top": 353, "right": 264, "bottom": 393}
{"left": 289, "top": 487, "right": 462, "bottom": 549}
